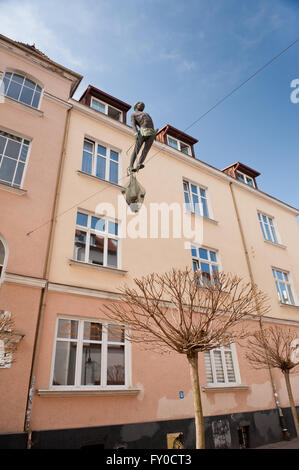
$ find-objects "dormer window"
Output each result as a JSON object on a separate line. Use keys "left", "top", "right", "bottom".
{"left": 91, "top": 97, "right": 122, "bottom": 122}
{"left": 236, "top": 171, "right": 255, "bottom": 187}
{"left": 221, "top": 162, "right": 260, "bottom": 189}
{"left": 156, "top": 125, "right": 198, "bottom": 158}
{"left": 167, "top": 136, "right": 191, "bottom": 155}
{"left": 79, "top": 86, "right": 131, "bottom": 125}
{"left": 2, "top": 72, "right": 42, "bottom": 109}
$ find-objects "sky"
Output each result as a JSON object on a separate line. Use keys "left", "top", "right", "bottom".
{"left": 1, "top": 0, "right": 299, "bottom": 211}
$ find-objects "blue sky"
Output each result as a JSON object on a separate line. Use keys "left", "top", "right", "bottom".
{"left": 1, "top": 0, "right": 299, "bottom": 210}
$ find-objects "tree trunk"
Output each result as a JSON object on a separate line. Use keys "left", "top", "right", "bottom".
{"left": 187, "top": 351, "right": 205, "bottom": 449}
{"left": 283, "top": 370, "right": 299, "bottom": 439}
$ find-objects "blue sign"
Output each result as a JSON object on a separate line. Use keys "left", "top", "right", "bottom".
{"left": 179, "top": 391, "right": 184, "bottom": 399}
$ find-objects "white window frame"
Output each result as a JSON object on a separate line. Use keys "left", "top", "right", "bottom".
{"left": 90, "top": 97, "right": 123, "bottom": 122}
{"left": 258, "top": 212, "right": 280, "bottom": 244}
{"left": 1, "top": 70, "right": 43, "bottom": 110}
{"left": 191, "top": 244, "right": 221, "bottom": 286}
{"left": 183, "top": 180, "right": 211, "bottom": 218}
{"left": 73, "top": 211, "right": 121, "bottom": 270}
{"left": 0, "top": 234, "right": 9, "bottom": 286}
{"left": 50, "top": 316, "right": 131, "bottom": 390}
{"left": 204, "top": 343, "right": 241, "bottom": 387}
{"left": 167, "top": 135, "right": 191, "bottom": 155}
{"left": 272, "top": 268, "right": 297, "bottom": 306}
{"left": 236, "top": 170, "right": 256, "bottom": 188}
{"left": 0, "top": 129, "right": 31, "bottom": 189}
{"left": 82, "top": 137, "right": 120, "bottom": 185}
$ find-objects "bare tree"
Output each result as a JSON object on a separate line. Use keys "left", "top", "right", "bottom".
{"left": 105, "top": 267, "right": 269, "bottom": 449}
{"left": 246, "top": 325, "right": 299, "bottom": 439}
{"left": 0, "top": 311, "right": 23, "bottom": 367}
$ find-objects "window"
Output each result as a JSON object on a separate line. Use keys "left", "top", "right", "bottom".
{"left": 52, "top": 317, "right": 128, "bottom": 388}
{"left": 0, "top": 239, "right": 5, "bottom": 282}
{"left": 74, "top": 211, "right": 119, "bottom": 269}
{"left": 167, "top": 136, "right": 191, "bottom": 155}
{"left": 204, "top": 344, "right": 239, "bottom": 386}
{"left": 2, "top": 72, "right": 42, "bottom": 109}
{"left": 236, "top": 171, "right": 255, "bottom": 187}
{"left": 258, "top": 213, "right": 279, "bottom": 244}
{"left": 191, "top": 245, "right": 218, "bottom": 285}
{"left": 82, "top": 138, "right": 119, "bottom": 184}
{"left": 183, "top": 181, "right": 209, "bottom": 217}
{"left": 91, "top": 97, "right": 122, "bottom": 121}
{"left": 272, "top": 269, "right": 295, "bottom": 305}
{"left": 0, "top": 236, "right": 8, "bottom": 286}
{"left": 0, "top": 130, "right": 30, "bottom": 188}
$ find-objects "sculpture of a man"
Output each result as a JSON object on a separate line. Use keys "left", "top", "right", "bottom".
{"left": 129, "top": 102, "right": 156, "bottom": 173}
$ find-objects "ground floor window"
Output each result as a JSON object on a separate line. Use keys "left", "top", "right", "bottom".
{"left": 204, "top": 343, "right": 240, "bottom": 386}
{"left": 51, "top": 317, "right": 129, "bottom": 388}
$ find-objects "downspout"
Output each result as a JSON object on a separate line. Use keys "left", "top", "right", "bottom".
{"left": 24, "top": 106, "right": 72, "bottom": 448}
{"left": 229, "top": 182, "right": 290, "bottom": 440}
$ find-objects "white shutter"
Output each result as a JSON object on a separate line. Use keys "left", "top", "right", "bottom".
{"left": 204, "top": 352, "right": 213, "bottom": 383}
{"left": 213, "top": 350, "right": 225, "bottom": 383}
{"left": 224, "top": 348, "right": 236, "bottom": 382}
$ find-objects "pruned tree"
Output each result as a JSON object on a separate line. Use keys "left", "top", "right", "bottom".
{"left": 0, "top": 311, "right": 23, "bottom": 367}
{"left": 246, "top": 325, "right": 299, "bottom": 439}
{"left": 105, "top": 267, "right": 269, "bottom": 449}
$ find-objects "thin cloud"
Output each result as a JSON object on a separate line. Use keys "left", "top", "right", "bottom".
{"left": 1, "top": 0, "right": 84, "bottom": 69}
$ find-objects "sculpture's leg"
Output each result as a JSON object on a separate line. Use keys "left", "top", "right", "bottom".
{"left": 129, "top": 133, "right": 144, "bottom": 171}
{"left": 138, "top": 134, "right": 155, "bottom": 167}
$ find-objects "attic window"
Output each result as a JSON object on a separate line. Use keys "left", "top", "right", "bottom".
{"left": 91, "top": 97, "right": 122, "bottom": 122}
{"left": 167, "top": 136, "right": 191, "bottom": 155}
{"left": 236, "top": 171, "right": 255, "bottom": 187}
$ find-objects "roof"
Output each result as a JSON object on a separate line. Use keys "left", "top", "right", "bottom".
{"left": 79, "top": 85, "right": 131, "bottom": 112}
{"left": 0, "top": 33, "right": 83, "bottom": 96}
{"left": 222, "top": 161, "right": 261, "bottom": 178}
{"left": 156, "top": 124, "right": 198, "bottom": 145}
{"left": 17, "top": 42, "right": 50, "bottom": 60}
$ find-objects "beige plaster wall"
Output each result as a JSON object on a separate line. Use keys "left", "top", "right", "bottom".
{"left": 48, "top": 109, "right": 252, "bottom": 292}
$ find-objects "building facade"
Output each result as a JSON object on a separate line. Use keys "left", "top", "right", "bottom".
{"left": 0, "top": 36, "right": 298, "bottom": 449}
{"left": 0, "top": 34, "right": 82, "bottom": 445}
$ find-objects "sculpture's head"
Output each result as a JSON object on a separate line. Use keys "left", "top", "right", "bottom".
{"left": 134, "top": 102, "right": 145, "bottom": 111}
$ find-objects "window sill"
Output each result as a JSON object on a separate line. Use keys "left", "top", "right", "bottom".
{"left": 264, "top": 240, "right": 286, "bottom": 249}
{"left": 0, "top": 181, "right": 27, "bottom": 195}
{"left": 279, "top": 302, "right": 299, "bottom": 310}
{"left": 187, "top": 211, "right": 218, "bottom": 224}
{"left": 37, "top": 388, "right": 141, "bottom": 397}
{"left": 77, "top": 170, "right": 125, "bottom": 190}
{"left": 2, "top": 95, "right": 43, "bottom": 117}
{"left": 202, "top": 384, "right": 249, "bottom": 392}
{"left": 69, "top": 259, "right": 127, "bottom": 275}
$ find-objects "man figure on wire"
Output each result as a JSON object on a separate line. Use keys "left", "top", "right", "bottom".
{"left": 129, "top": 102, "right": 156, "bottom": 174}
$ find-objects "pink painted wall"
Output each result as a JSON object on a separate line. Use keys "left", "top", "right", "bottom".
{"left": 0, "top": 39, "right": 80, "bottom": 435}
{"left": 0, "top": 283, "right": 41, "bottom": 433}
{"left": 0, "top": 46, "right": 75, "bottom": 278}
{"left": 31, "top": 291, "right": 299, "bottom": 432}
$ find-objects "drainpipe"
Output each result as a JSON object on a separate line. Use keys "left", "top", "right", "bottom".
{"left": 24, "top": 106, "right": 72, "bottom": 448}
{"left": 229, "top": 182, "right": 290, "bottom": 440}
